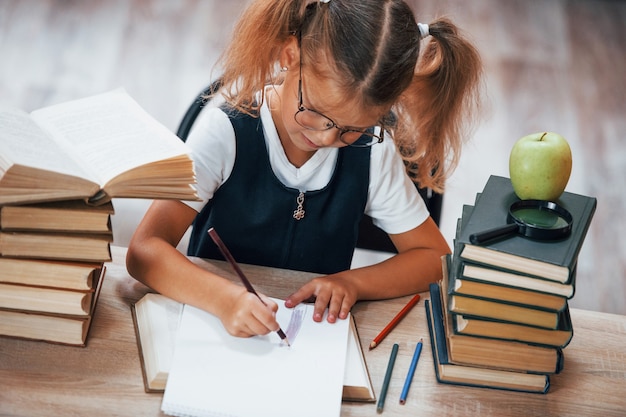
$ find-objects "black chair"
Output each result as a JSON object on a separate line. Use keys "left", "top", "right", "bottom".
{"left": 176, "top": 81, "right": 443, "bottom": 253}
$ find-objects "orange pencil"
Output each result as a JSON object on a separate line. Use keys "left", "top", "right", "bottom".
{"left": 369, "top": 293, "right": 421, "bottom": 350}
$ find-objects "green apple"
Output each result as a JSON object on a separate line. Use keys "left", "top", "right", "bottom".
{"left": 509, "top": 132, "right": 572, "bottom": 201}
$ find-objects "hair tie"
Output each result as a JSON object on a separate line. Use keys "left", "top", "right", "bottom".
{"left": 417, "top": 23, "right": 430, "bottom": 40}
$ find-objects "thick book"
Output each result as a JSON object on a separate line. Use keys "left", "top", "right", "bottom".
{"left": 460, "top": 260, "right": 575, "bottom": 299}
{"left": 0, "top": 266, "right": 105, "bottom": 346}
{"left": 0, "top": 200, "right": 114, "bottom": 234}
{"left": 457, "top": 175, "right": 596, "bottom": 284}
{"left": 451, "top": 302, "right": 574, "bottom": 348}
{"left": 161, "top": 300, "right": 352, "bottom": 417}
{"left": 431, "top": 281, "right": 563, "bottom": 374}
{"left": 0, "top": 231, "right": 112, "bottom": 262}
{"left": 426, "top": 299, "right": 551, "bottom": 394}
{"left": 0, "top": 258, "right": 102, "bottom": 291}
{"left": 0, "top": 89, "right": 197, "bottom": 206}
{"left": 448, "top": 286, "right": 563, "bottom": 329}
{"left": 131, "top": 293, "right": 375, "bottom": 401}
{"left": 0, "top": 282, "right": 95, "bottom": 316}
{"left": 447, "top": 255, "right": 568, "bottom": 312}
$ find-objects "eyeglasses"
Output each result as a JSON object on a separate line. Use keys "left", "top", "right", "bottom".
{"left": 293, "top": 64, "right": 385, "bottom": 148}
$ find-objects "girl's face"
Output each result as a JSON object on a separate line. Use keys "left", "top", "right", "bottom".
{"left": 273, "top": 52, "right": 388, "bottom": 166}
{"left": 284, "top": 66, "right": 385, "bottom": 151}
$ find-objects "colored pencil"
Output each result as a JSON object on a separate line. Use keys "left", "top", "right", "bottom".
{"left": 207, "top": 227, "right": 290, "bottom": 346}
{"left": 399, "top": 338, "right": 423, "bottom": 405}
{"left": 369, "top": 293, "right": 421, "bottom": 350}
{"left": 377, "top": 343, "right": 399, "bottom": 414}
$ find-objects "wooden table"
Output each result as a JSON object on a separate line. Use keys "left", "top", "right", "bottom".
{"left": 1, "top": 246, "right": 625, "bottom": 416}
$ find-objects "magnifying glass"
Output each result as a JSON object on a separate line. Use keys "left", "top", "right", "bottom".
{"left": 469, "top": 200, "right": 574, "bottom": 245}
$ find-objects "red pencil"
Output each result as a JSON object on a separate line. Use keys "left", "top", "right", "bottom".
{"left": 369, "top": 293, "right": 421, "bottom": 350}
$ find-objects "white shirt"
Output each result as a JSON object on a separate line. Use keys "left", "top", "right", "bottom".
{"left": 183, "top": 98, "right": 429, "bottom": 235}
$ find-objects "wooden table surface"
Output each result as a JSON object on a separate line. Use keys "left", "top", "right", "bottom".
{"left": 1, "top": 246, "right": 625, "bottom": 417}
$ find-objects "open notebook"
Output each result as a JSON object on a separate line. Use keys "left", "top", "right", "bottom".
{"left": 131, "top": 293, "right": 375, "bottom": 416}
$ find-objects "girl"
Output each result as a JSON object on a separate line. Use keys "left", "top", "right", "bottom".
{"left": 127, "top": 0, "right": 482, "bottom": 338}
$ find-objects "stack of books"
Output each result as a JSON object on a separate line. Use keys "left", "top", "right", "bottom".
{"left": 426, "top": 175, "right": 597, "bottom": 393}
{"left": 0, "top": 200, "right": 112, "bottom": 346}
{"left": 0, "top": 88, "right": 198, "bottom": 346}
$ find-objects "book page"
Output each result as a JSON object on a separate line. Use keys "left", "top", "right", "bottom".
{"left": 162, "top": 299, "right": 349, "bottom": 417}
{"left": 30, "top": 89, "right": 191, "bottom": 186}
{"left": 342, "top": 317, "right": 375, "bottom": 401}
{"left": 0, "top": 108, "right": 93, "bottom": 180}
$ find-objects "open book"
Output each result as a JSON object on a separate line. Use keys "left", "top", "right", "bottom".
{"left": 0, "top": 89, "right": 197, "bottom": 205}
{"left": 131, "top": 293, "right": 375, "bottom": 403}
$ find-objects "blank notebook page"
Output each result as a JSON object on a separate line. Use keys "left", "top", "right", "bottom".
{"left": 161, "top": 299, "right": 349, "bottom": 417}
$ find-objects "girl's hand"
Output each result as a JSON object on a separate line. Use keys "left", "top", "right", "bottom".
{"left": 218, "top": 287, "right": 281, "bottom": 338}
{"left": 285, "top": 275, "right": 358, "bottom": 323}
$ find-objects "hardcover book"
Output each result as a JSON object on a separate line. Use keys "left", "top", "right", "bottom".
{"left": 448, "top": 290, "right": 564, "bottom": 329}
{"left": 0, "top": 258, "right": 102, "bottom": 291}
{"left": 0, "top": 89, "right": 197, "bottom": 206}
{"left": 447, "top": 254, "right": 568, "bottom": 311}
{"left": 450, "top": 310, "right": 574, "bottom": 349}
{"left": 0, "top": 231, "right": 112, "bottom": 262}
{"left": 0, "top": 200, "right": 114, "bottom": 234}
{"left": 456, "top": 175, "right": 596, "bottom": 284}
{"left": 0, "top": 282, "right": 94, "bottom": 316}
{"left": 459, "top": 260, "right": 575, "bottom": 300}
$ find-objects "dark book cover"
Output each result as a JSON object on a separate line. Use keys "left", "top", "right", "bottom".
{"left": 454, "top": 204, "right": 578, "bottom": 295}
{"left": 425, "top": 296, "right": 551, "bottom": 394}
{"left": 456, "top": 175, "right": 596, "bottom": 284}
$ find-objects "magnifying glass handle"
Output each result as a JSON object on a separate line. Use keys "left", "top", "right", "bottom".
{"left": 469, "top": 223, "right": 519, "bottom": 245}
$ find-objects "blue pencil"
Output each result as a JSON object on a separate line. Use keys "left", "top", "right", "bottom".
{"left": 399, "top": 338, "right": 423, "bottom": 405}
{"left": 377, "top": 343, "right": 399, "bottom": 414}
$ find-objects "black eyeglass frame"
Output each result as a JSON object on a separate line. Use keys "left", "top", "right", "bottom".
{"left": 293, "top": 46, "right": 385, "bottom": 148}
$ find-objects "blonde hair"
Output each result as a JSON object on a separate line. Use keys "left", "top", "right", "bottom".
{"left": 216, "top": 0, "right": 483, "bottom": 192}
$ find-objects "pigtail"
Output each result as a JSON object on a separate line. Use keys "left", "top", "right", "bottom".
{"left": 395, "top": 17, "right": 483, "bottom": 193}
{"left": 215, "top": 1, "right": 299, "bottom": 113}
{"left": 215, "top": 0, "right": 316, "bottom": 114}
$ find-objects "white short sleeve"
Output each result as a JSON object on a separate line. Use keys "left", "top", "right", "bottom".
{"left": 366, "top": 139, "right": 430, "bottom": 234}
{"left": 182, "top": 107, "right": 236, "bottom": 212}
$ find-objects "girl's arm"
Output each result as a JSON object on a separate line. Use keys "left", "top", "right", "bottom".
{"left": 126, "top": 199, "right": 282, "bottom": 338}
{"left": 284, "top": 216, "right": 450, "bottom": 323}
